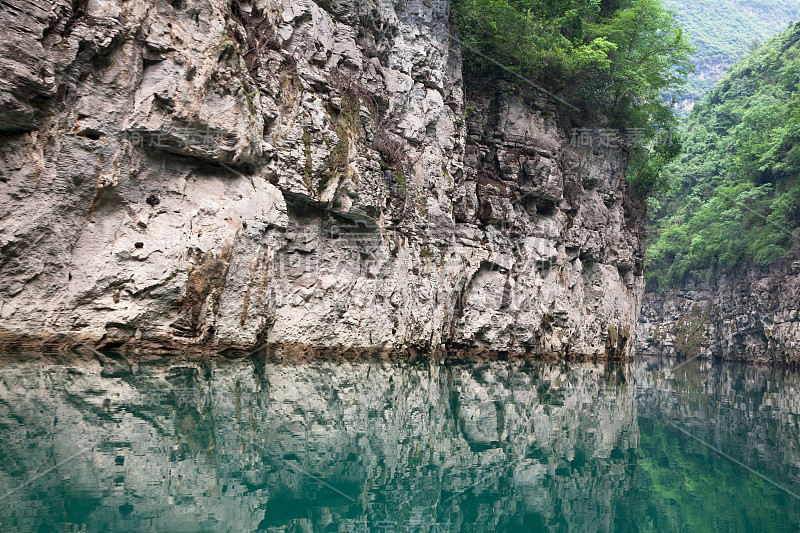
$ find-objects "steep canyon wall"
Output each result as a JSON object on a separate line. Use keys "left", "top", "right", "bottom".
{"left": 0, "top": 0, "right": 644, "bottom": 358}
{"left": 637, "top": 261, "right": 800, "bottom": 364}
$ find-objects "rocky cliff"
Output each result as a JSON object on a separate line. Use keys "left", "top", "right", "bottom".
{"left": 637, "top": 261, "right": 800, "bottom": 364}
{"left": 0, "top": 0, "right": 644, "bottom": 359}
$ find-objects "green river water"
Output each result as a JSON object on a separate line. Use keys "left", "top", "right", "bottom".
{"left": 0, "top": 356, "right": 797, "bottom": 532}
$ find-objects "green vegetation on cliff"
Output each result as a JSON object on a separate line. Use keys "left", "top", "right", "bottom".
{"left": 453, "top": 0, "right": 695, "bottom": 197}
{"left": 646, "top": 22, "right": 800, "bottom": 289}
{"left": 661, "top": 0, "right": 800, "bottom": 110}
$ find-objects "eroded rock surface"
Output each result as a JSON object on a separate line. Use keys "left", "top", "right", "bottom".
{"left": 0, "top": 0, "right": 644, "bottom": 358}
{"left": 637, "top": 261, "right": 800, "bottom": 364}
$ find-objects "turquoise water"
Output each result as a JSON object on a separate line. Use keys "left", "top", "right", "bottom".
{"left": 0, "top": 357, "right": 797, "bottom": 532}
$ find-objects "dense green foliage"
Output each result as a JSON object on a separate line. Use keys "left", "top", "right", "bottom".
{"left": 662, "top": 0, "right": 800, "bottom": 110}
{"left": 453, "top": 0, "right": 695, "bottom": 197}
{"left": 646, "top": 22, "right": 800, "bottom": 289}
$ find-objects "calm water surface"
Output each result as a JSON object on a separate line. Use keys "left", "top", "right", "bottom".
{"left": 0, "top": 356, "right": 798, "bottom": 532}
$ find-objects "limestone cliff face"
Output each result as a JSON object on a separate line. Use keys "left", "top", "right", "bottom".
{"left": 0, "top": 0, "right": 644, "bottom": 358}
{"left": 637, "top": 261, "right": 800, "bottom": 364}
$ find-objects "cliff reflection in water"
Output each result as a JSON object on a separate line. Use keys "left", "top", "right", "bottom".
{"left": 0, "top": 361, "right": 636, "bottom": 532}
{"left": 1, "top": 358, "right": 800, "bottom": 532}
{"left": 632, "top": 356, "right": 800, "bottom": 532}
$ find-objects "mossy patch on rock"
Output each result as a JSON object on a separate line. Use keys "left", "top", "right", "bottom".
{"left": 606, "top": 322, "right": 631, "bottom": 359}
{"left": 671, "top": 304, "right": 710, "bottom": 356}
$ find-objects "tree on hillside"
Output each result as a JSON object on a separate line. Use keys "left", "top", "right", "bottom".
{"left": 453, "top": 0, "right": 695, "bottom": 198}
{"left": 644, "top": 23, "right": 800, "bottom": 289}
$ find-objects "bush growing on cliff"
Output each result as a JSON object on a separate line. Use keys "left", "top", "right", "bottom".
{"left": 645, "top": 23, "right": 800, "bottom": 290}
{"left": 453, "top": 0, "right": 615, "bottom": 91}
{"left": 453, "top": 0, "right": 694, "bottom": 198}
{"left": 454, "top": 0, "right": 695, "bottom": 110}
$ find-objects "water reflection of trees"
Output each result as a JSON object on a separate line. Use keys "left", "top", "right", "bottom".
{"left": 636, "top": 356, "right": 800, "bottom": 513}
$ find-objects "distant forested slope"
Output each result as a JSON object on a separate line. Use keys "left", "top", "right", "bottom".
{"left": 662, "top": 0, "right": 800, "bottom": 112}
{"left": 646, "top": 21, "right": 800, "bottom": 289}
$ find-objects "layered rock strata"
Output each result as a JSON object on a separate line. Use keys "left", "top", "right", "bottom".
{"left": 0, "top": 0, "right": 644, "bottom": 358}
{"left": 637, "top": 260, "right": 800, "bottom": 364}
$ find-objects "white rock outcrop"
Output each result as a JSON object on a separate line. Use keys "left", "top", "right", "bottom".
{"left": 0, "top": 0, "right": 644, "bottom": 358}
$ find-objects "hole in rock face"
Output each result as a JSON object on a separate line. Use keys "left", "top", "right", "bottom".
{"left": 146, "top": 194, "right": 160, "bottom": 207}
{"left": 134, "top": 242, "right": 144, "bottom": 249}
{"left": 76, "top": 128, "right": 104, "bottom": 140}
{"left": 535, "top": 199, "right": 558, "bottom": 216}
